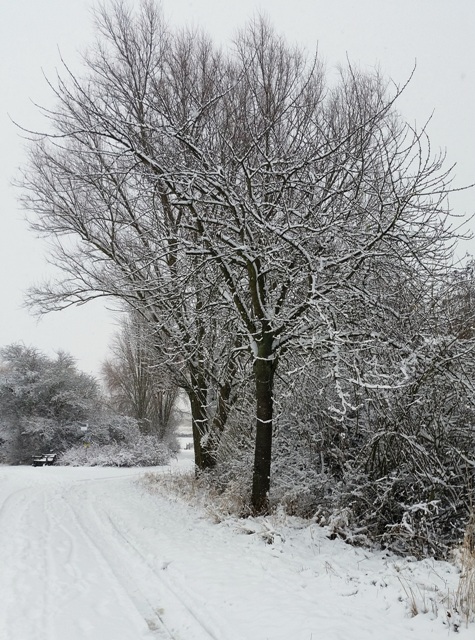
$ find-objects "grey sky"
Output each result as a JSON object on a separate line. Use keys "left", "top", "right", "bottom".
{"left": 1, "top": 0, "right": 474, "bottom": 377}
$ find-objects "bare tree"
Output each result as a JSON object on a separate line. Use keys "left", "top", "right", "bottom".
{"left": 20, "top": 1, "right": 461, "bottom": 511}
{"left": 21, "top": 88, "right": 243, "bottom": 470}
{"left": 102, "top": 312, "right": 180, "bottom": 440}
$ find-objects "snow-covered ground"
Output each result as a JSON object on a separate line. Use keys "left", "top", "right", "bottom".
{"left": 0, "top": 451, "right": 471, "bottom": 640}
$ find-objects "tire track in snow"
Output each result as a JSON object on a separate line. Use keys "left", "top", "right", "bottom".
{"left": 0, "top": 484, "right": 57, "bottom": 640}
{"left": 55, "top": 493, "right": 174, "bottom": 639}
{"left": 0, "top": 476, "right": 166, "bottom": 640}
{"left": 0, "top": 469, "right": 237, "bottom": 640}
{"left": 45, "top": 490, "right": 170, "bottom": 640}
{"left": 104, "top": 513, "right": 238, "bottom": 640}
{"left": 62, "top": 486, "right": 230, "bottom": 640}
{"left": 0, "top": 485, "right": 31, "bottom": 521}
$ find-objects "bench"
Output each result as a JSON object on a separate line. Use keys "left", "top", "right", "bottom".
{"left": 32, "top": 453, "right": 57, "bottom": 467}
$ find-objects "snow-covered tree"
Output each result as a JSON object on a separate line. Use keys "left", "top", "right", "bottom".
{"left": 0, "top": 344, "right": 100, "bottom": 462}
{"left": 20, "top": 1, "right": 463, "bottom": 512}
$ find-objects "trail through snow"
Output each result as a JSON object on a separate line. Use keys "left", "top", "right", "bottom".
{"left": 0, "top": 453, "right": 471, "bottom": 639}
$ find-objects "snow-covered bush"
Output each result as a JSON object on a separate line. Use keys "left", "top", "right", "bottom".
{"left": 208, "top": 327, "right": 475, "bottom": 558}
{"left": 211, "top": 395, "right": 255, "bottom": 503}
{"left": 267, "top": 332, "right": 475, "bottom": 558}
{"left": 59, "top": 413, "right": 174, "bottom": 467}
{"left": 339, "top": 334, "right": 475, "bottom": 557}
{"left": 58, "top": 436, "right": 172, "bottom": 467}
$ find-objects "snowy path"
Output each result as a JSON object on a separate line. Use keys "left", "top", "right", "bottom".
{"left": 0, "top": 458, "right": 471, "bottom": 639}
{"left": 0, "top": 462, "right": 228, "bottom": 640}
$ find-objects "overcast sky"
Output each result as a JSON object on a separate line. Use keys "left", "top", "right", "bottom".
{"left": 1, "top": 0, "right": 474, "bottom": 377}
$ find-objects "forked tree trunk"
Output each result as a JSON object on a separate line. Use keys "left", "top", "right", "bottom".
{"left": 251, "top": 336, "right": 276, "bottom": 513}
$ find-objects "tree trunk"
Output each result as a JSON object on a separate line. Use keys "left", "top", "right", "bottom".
{"left": 188, "top": 376, "right": 216, "bottom": 472}
{"left": 251, "top": 338, "right": 276, "bottom": 513}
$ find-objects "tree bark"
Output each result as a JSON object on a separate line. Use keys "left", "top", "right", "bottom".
{"left": 251, "top": 336, "right": 276, "bottom": 513}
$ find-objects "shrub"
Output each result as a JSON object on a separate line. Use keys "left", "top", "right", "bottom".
{"left": 58, "top": 436, "right": 172, "bottom": 467}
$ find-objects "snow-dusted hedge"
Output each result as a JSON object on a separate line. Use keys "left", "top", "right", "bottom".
{"left": 270, "top": 337, "right": 475, "bottom": 558}
{"left": 58, "top": 415, "right": 176, "bottom": 467}
{"left": 58, "top": 436, "right": 172, "bottom": 467}
{"left": 208, "top": 334, "right": 475, "bottom": 559}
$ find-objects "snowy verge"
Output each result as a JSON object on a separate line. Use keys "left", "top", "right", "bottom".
{"left": 141, "top": 461, "right": 474, "bottom": 636}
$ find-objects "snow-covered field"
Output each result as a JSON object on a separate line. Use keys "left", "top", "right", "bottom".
{"left": 0, "top": 451, "right": 470, "bottom": 640}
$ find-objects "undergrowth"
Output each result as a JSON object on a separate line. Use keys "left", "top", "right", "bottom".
{"left": 141, "top": 469, "right": 253, "bottom": 522}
